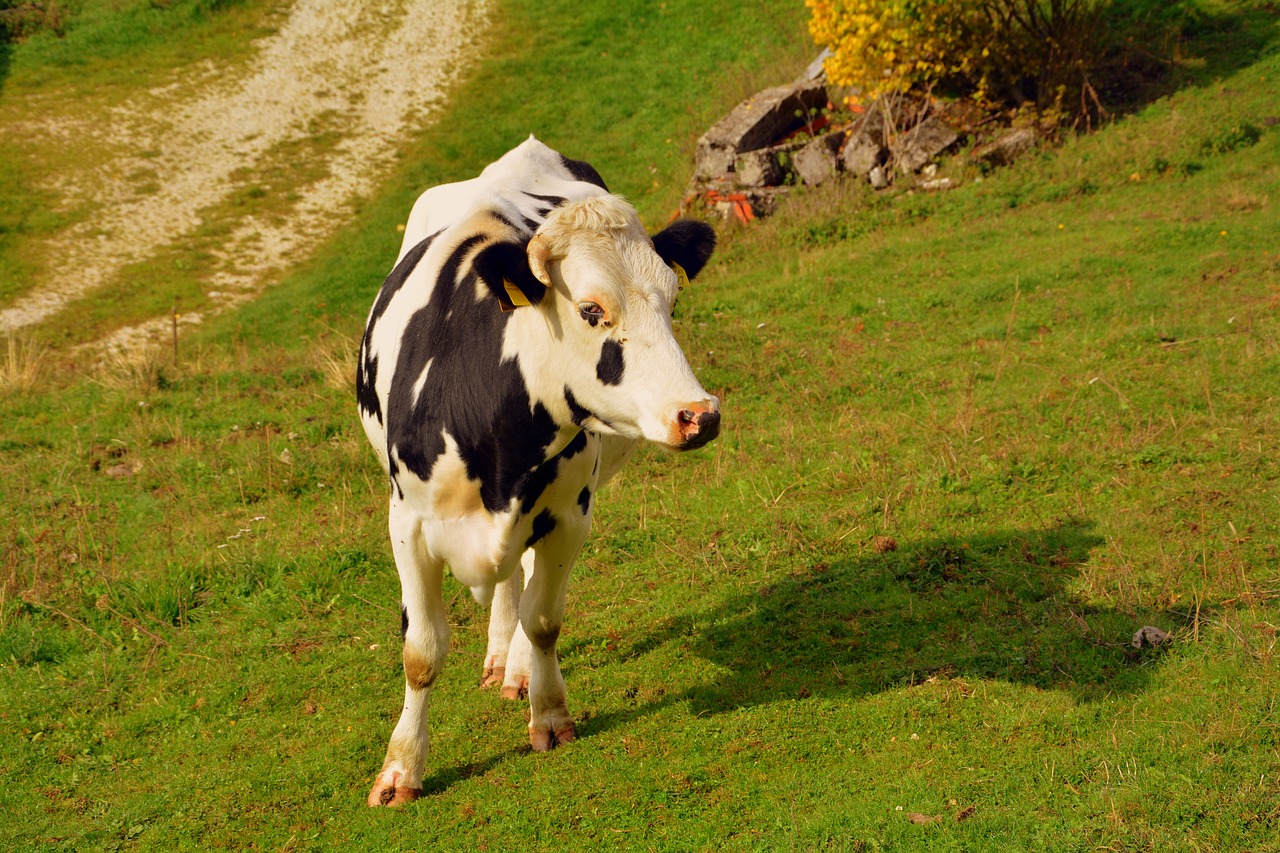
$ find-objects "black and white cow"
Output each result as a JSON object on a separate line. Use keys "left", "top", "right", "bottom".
{"left": 357, "top": 137, "right": 719, "bottom": 806}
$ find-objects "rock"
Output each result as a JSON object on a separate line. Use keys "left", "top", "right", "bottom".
{"left": 841, "top": 131, "right": 882, "bottom": 177}
{"left": 1131, "top": 625, "right": 1170, "bottom": 649}
{"left": 794, "top": 49, "right": 832, "bottom": 85}
{"left": 970, "top": 127, "right": 1037, "bottom": 168}
{"left": 897, "top": 114, "right": 959, "bottom": 173}
{"left": 734, "top": 136, "right": 824, "bottom": 188}
{"left": 839, "top": 102, "right": 895, "bottom": 177}
{"left": 919, "top": 177, "right": 954, "bottom": 191}
{"left": 734, "top": 148, "right": 785, "bottom": 188}
{"left": 695, "top": 82, "right": 828, "bottom": 180}
{"left": 868, "top": 165, "right": 889, "bottom": 189}
{"left": 792, "top": 132, "right": 842, "bottom": 186}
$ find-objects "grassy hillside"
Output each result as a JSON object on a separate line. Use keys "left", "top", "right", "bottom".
{"left": 3, "top": 0, "right": 1279, "bottom": 850}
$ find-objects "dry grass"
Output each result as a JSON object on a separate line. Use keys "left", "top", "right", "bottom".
{"left": 1223, "top": 187, "right": 1267, "bottom": 213}
{"left": 91, "top": 342, "right": 170, "bottom": 393}
{"left": 1, "top": 333, "right": 48, "bottom": 395}
{"left": 310, "top": 330, "right": 358, "bottom": 393}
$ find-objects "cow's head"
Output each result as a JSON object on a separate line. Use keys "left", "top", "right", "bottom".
{"left": 475, "top": 195, "right": 719, "bottom": 450}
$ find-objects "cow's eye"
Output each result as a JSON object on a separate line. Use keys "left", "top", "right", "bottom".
{"left": 578, "top": 302, "right": 606, "bottom": 326}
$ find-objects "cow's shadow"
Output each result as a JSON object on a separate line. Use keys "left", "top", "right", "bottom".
{"left": 418, "top": 753, "right": 510, "bottom": 798}
{"left": 573, "top": 519, "right": 1195, "bottom": 735}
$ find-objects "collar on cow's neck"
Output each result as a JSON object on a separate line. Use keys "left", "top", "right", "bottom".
{"left": 671, "top": 262, "right": 689, "bottom": 292}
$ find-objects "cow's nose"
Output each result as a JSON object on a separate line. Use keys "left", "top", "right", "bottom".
{"left": 676, "top": 404, "right": 720, "bottom": 450}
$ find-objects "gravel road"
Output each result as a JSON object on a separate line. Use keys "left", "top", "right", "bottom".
{"left": 0, "top": 0, "right": 488, "bottom": 350}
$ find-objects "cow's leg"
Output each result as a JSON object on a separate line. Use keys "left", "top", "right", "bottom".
{"left": 368, "top": 500, "right": 448, "bottom": 807}
{"left": 482, "top": 566, "right": 521, "bottom": 688}
{"left": 521, "top": 514, "right": 590, "bottom": 751}
{"left": 499, "top": 550, "right": 535, "bottom": 699}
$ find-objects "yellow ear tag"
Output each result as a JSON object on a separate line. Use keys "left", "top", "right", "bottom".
{"left": 671, "top": 262, "right": 689, "bottom": 292}
{"left": 503, "top": 279, "right": 531, "bottom": 310}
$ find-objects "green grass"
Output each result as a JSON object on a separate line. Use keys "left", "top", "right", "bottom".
{"left": 2, "top": 0, "right": 282, "bottom": 92}
{"left": 3, "top": 0, "right": 1280, "bottom": 850}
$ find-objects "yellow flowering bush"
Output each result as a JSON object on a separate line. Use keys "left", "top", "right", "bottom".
{"left": 808, "top": 0, "right": 1108, "bottom": 114}
{"left": 807, "top": 1, "right": 971, "bottom": 100}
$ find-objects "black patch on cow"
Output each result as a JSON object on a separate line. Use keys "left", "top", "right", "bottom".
{"left": 563, "top": 387, "right": 615, "bottom": 432}
{"left": 526, "top": 508, "right": 557, "bottom": 548}
{"left": 472, "top": 238, "right": 545, "bottom": 310}
{"left": 564, "top": 388, "right": 593, "bottom": 426}
{"left": 525, "top": 192, "right": 568, "bottom": 209}
{"left": 385, "top": 232, "right": 561, "bottom": 513}
{"left": 517, "top": 429, "right": 586, "bottom": 514}
{"left": 357, "top": 231, "right": 441, "bottom": 426}
{"left": 400, "top": 604, "right": 409, "bottom": 639}
{"left": 577, "top": 486, "right": 591, "bottom": 515}
{"left": 368, "top": 232, "right": 441, "bottom": 330}
{"left": 357, "top": 351, "right": 383, "bottom": 426}
{"left": 651, "top": 219, "right": 717, "bottom": 280}
{"left": 561, "top": 429, "right": 588, "bottom": 460}
{"left": 596, "top": 339, "right": 625, "bottom": 386}
{"left": 518, "top": 460, "right": 558, "bottom": 515}
{"left": 559, "top": 155, "right": 610, "bottom": 192}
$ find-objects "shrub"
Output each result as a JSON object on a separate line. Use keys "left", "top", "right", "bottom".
{"left": 807, "top": 0, "right": 965, "bottom": 100}
{"left": 807, "top": 0, "right": 1113, "bottom": 118}
{"left": 0, "top": 2, "right": 67, "bottom": 42}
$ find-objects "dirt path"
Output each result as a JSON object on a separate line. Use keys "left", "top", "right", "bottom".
{"left": 0, "top": 0, "right": 489, "bottom": 350}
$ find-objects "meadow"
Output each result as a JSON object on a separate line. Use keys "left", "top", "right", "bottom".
{"left": 2, "top": 0, "right": 1278, "bottom": 849}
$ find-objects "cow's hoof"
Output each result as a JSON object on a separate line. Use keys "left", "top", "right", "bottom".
{"left": 530, "top": 721, "right": 576, "bottom": 753}
{"left": 367, "top": 771, "right": 423, "bottom": 808}
{"left": 500, "top": 676, "right": 529, "bottom": 701}
{"left": 480, "top": 665, "right": 505, "bottom": 688}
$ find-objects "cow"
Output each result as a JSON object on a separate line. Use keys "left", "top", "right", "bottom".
{"left": 356, "top": 136, "right": 720, "bottom": 806}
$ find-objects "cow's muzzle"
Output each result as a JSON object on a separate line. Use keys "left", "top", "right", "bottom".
{"left": 673, "top": 402, "right": 720, "bottom": 450}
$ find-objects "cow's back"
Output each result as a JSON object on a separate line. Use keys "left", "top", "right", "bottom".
{"left": 396, "top": 136, "right": 609, "bottom": 263}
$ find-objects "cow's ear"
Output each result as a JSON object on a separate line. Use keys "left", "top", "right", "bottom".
{"left": 651, "top": 219, "right": 716, "bottom": 281}
{"left": 472, "top": 239, "right": 548, "bottom": 312}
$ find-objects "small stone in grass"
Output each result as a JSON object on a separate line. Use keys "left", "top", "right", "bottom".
{"left": 1131, "top": 625, "right": 1170, "bottom": 649}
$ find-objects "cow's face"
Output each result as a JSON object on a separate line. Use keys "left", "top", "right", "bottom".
{"left": 501, "top": 197, "right": 719, "bottom": 450}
